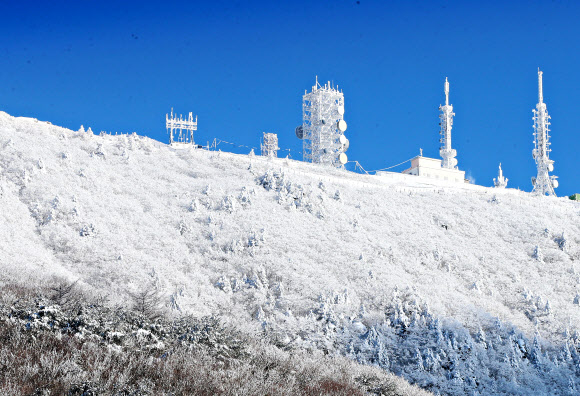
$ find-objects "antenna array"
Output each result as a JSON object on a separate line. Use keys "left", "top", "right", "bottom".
{"left": 299, "top": 77, "right": 349, "bottom": 167}
{"left": 531, "top": 70, "right": 558, "bottom": 196}
{"left": 166, "top": 109, "right": 198, "bottom": 145}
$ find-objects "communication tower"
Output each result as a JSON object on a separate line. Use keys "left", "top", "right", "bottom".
{"left": 296, "top": 77, "right": 349, "bottom": 167}
{"left": 493, "top": 163, "right": 508, "bottom": 188}
{"left": 439, "top": 78, "right": 458, "bottom": 169}
{"left": 532, "top": 69, "right": 558, "bottom": 196}
{"left": 261, "top": 132, "right": 279, "bottom": 158}
{"left": 166, "top": 109, "right": 198, "bottom": 145}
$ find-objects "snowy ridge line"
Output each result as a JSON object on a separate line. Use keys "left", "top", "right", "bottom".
{"left": 183, "top": 147, "right": 461, "bottom": 194}
{"left": 170, "top": 135, "right": 569, "bottom": 202}
{"left": 171, "top": 144, "right": 575, "bottom": 205}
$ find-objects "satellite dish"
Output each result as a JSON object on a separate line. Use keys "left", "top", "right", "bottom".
{"left": 548, "top": 163, "right": 554, "bottom": 172}
{"left": 552, "top": 179, "right": 559, "bottom": 188}
{"left": 295, "top": 125, "right": 304, "bottom": 139}
{"left": 338, "top": 153, "right": 348, "bottom": 164}
{"left": 337, "top": 106, "right": 345, "bottom": 116}
{"left": 337, "top": 120, "right": 347, "bottom": 132}
{"left": 344, "top": 138, "right": 350, "bottom": 151}
{"left": 339, "top": 135, "right": 347, "bottom": 145}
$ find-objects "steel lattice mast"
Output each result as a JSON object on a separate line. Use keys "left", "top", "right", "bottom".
{"left": 532, "top": 69, "right": 558, "bottom": 196}
{"left": 301, "top": 77, "right": 348, "bottom": 167}
{"left": 439, "top": 78, "right": 458, "bottom": 169}
{"left": 166, "top": 108, "right": 198, "bottom": 145}
{"left": 261, "top": 132, "right": 279, "bottom": 158}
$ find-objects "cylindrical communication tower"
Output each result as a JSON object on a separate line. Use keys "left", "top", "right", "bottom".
{"left": 532, "top": 69, "right": 558, "bottom": 196}
{"left": 439, "top": 77, "right": 458, "bottom": 169}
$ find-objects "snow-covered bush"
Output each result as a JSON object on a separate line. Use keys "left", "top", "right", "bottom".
{"left": 0, "top": 280, "right": 430, "bottom": 396}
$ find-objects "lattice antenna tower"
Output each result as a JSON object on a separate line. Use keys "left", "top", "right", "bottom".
{"left": 261, "top": 132, "right": 279, "bottom": 158}
{"left": 166, "top": 108, "right": 198, "bottom": 145}
{"left": 532, "top": 69, "right": 558, "bottom": 196}
{"left": 439, "top": 78, "right": 458, "bottom": 169}
{"left": 494, "top": 163, "right": 508, "bottom": 188}
{"left": 298, "top": 77, "right": 348, "bottom": 167}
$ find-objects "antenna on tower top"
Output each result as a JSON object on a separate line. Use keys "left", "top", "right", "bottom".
{"left": 445, "top": 77, "right": 450, "bottom": 106}
{"left": 538, "top": 68, "right": 543, "bottom": 104}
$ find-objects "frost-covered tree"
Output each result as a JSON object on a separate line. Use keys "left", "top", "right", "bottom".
{"left": 130, "top": 286, "right": 162, "bottom": 320}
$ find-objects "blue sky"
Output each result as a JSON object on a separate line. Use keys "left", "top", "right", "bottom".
{"left": 1, "top": 0, "right": 579, "bottom": 195}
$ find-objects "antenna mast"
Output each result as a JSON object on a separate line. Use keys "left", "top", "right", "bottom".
{"left": 261, "top": 132, "right": 279, "bottom": 158}
{"left": 493, "top": 163, "right": 508, "bottom": 188}
{"left": 532, "top": 69, "right": 558, "bottom": 196}
{"left": 166, "top": 109, "right": 198, "bottom": 146}
{"left": 299, "top": 78, "right": 349, "bottom": 167}
{"left": 439, "top": 77, "right": 458, "bottom": 169}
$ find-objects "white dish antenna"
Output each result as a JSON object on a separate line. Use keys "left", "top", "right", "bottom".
{"left": 344, "top": 138, "right": 350, "bottom": 151}
{"left": 552, "top": 179, "right": 559, "bottom": 188}
{"left": 548, "top": 163, "right": 554, "bottom": 172}
{"left": 339, "top": 135, "right": 347, "bottom": 145}
{"left": 337, "top": 120, "right": 347, "bottom": 132}
{"left": 338, "top": 106, "right": 345, "bottom": 116}
{"left": 338, "top": 153, "right": 348, "bottom": 164}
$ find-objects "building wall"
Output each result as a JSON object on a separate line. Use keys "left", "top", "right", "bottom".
{"left": 402, "top": 156, "right": 466, "bottom": 183}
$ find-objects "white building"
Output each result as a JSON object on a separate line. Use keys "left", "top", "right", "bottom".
{"left": 402, "top": 155, "right": 466, "bottom": 183}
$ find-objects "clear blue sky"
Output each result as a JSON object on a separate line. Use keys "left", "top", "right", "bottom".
{"left": 1, "top": 0, "right": 579, "bottom": 195}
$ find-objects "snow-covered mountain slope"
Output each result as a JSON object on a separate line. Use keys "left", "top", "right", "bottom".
{"left": 1, "top": 111, "right": 580, "bottom": 395}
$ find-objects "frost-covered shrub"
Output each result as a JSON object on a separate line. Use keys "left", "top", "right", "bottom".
{"left": 532, "top": 245, "right": 543, "bottom": 262}
{"left": 79, "top": 223, "right": 96, "bottom": 237}
{"left": 178, "top": 219, "right": 190, "bottom": 235}
{"left": 257, "top": 169, "right": 284, "bottom": 191}
{"left": 220, "top": 194, "right": 236, "bottom": 213}
{"left": 257, "top": 170, "right": 325, "bottom": 217}
{"left": 555, "top": 231, "right": 569, "bottom": 252}
{"left": 215, "top": 276, "right": 232, "bottom": 293}
{"left": 237, "top": 186, "right": 253, "bottom": 207}
{"left": 187, "top": 198, "right": 198, "bottom": 213}
{"left": 91, "top": 143, "right": 106, "bottom": 158}
{"left": 248, "top": 228, "right": 266, "bottom": 247}
{"left": 0, "top": 281, "right": 429, "bottom": 396}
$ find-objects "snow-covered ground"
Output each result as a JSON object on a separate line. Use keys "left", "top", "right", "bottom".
{"left": 1, "top": 111, "right": 579, "bottom": 395}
